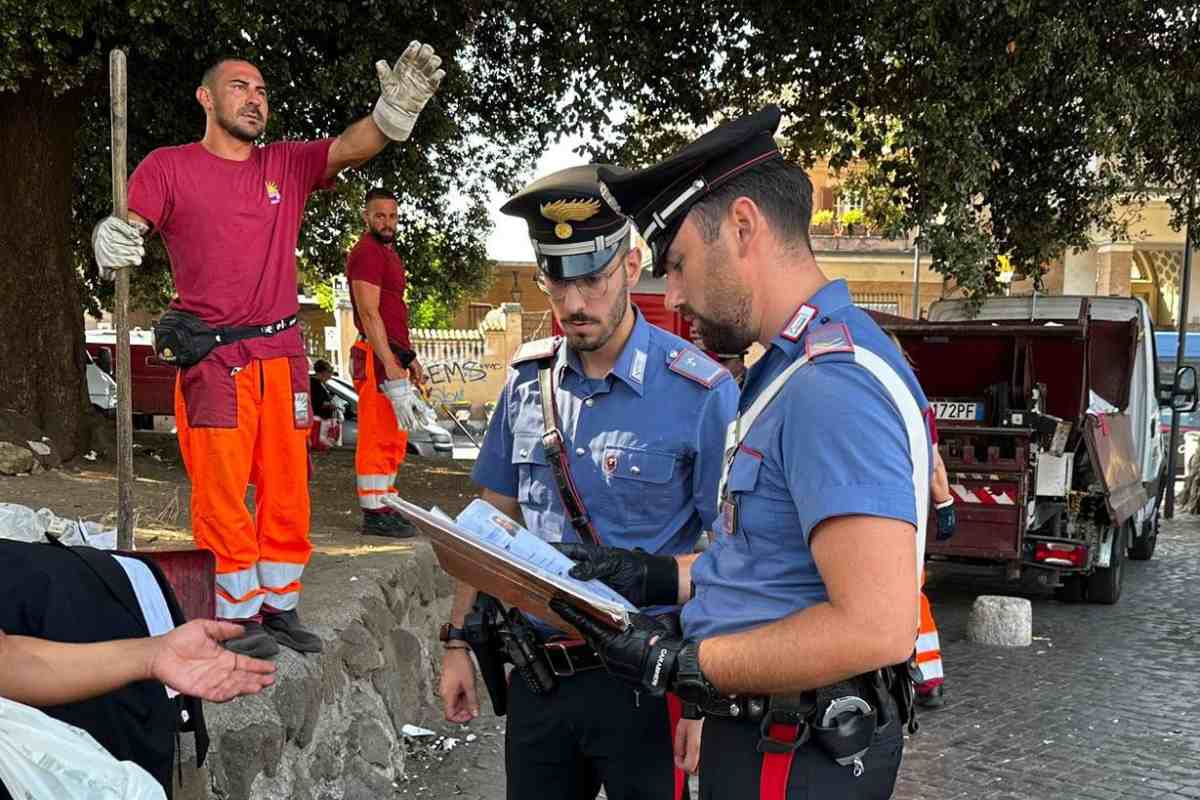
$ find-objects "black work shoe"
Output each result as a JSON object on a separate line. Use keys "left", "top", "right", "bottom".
{"left": 223, "top": 621, "right": 281, "bottom": 659}
{"left": 361, "top": 509, "right": 417, "bottom": 539}
{"left": 263, "top": 609, "right": 324, "bottom": 653}
{"left": 915, "top": 684, "right": 945, "bottom": 709}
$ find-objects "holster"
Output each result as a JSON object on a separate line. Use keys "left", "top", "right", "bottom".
{"left": 497, "top": 606, "right": 557, "bottom": 697}
{"left": 463, "top": 594, "right": 511, "bottom": 716}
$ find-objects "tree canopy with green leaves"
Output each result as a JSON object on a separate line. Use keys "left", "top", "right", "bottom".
{"left": 2, "top": 0, "right": 1197, "bottom": 457}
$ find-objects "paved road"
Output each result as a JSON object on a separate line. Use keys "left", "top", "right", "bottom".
{"left": 402, "top": 516, "right": 1200, "bottom": 799}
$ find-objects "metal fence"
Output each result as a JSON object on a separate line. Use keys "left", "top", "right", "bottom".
{"left": 853, "top": 293, "right": 903, "bottom": 315}
{"left": 411, "top": 328, "right": 486, "bottom": 363}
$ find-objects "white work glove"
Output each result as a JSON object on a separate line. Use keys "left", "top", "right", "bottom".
{"left": 372, "top": 41, "right": 445, "bottom": 142}
{"left": 381, "top": 378, "right": 420, "bottom": 430}
{"left": 92, "top": 215, "right": 147, "bottom": 281}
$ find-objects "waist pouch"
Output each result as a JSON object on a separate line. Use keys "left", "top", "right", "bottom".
{"left": 153, "top": 310, "right": 297, "bottom": 367}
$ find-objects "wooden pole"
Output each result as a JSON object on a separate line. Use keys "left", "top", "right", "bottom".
{"left": 110, "top": 49, "right": 135, "bottom": 550}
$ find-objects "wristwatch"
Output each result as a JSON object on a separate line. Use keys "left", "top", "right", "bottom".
{"left": 671, "top": 641, "right": 718, "bottom": 709}
{"left": 439, "top": 623, "right": 468, "bottom": 646}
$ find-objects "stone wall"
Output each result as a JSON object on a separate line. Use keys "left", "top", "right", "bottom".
{"left": 176, "top": 544, "right": 454, "bottom": 800}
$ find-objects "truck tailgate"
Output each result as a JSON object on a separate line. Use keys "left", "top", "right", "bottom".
{"left": 927, "top": 474, "right": 1023, "bottom": 559}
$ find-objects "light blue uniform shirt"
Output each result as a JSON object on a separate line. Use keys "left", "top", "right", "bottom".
{"left": 473, "top": 307, "right": 739, "bottom": 563}
{"left": 682, "top": 280, "right": 931, "bottom": 640}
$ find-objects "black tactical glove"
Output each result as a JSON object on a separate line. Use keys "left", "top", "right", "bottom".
{"left": 550, "top": 599, "right": 685, "bottom": 695}
{"left": 553, "top": 542, "right": 679, "bottom": 607}
{"left": 935, "top": 499, "right": 957, "bottom": 541}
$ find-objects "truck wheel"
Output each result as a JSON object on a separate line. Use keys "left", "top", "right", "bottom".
{"left": 1127, "top": 511, "right": 1158, "bottom": 561}
{"left": 1087, "top": 524, "right": 1126, "bottom": 605}
{"left": 1053, "top": 574, "right": 1086, "bottom": 603}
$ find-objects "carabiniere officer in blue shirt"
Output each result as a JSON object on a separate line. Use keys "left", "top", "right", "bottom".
{"left": 438, "top": 164, "right": 739, "bottom": 800}
{"left": 550, "top": 108, "right": 935, "bottom": 800}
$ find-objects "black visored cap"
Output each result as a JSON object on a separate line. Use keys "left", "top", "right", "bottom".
{"left": 500, "top": 164, "right": 633, "bottom": 280}
{"left": 598, "top": 106, "right": 783, "bottom": 276}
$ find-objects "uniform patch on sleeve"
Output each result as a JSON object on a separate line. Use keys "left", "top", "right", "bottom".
{"left": 668, "top": 348, "right": 728, "bottom": 388}
{"left": 804, "top": 323, "right": 855, "bottom": 359}
{"left": 510, "top": 336, "right": 561, "bottom": 366}
{"left": 781, "top": 304, "right": 819, "bottom": 341}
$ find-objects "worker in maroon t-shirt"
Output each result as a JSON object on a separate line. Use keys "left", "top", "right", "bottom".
{"left": 346, "top": 186, "right": 423, "bottom": 537}
{"left": 91, "top": 46, "right": 445, "bottom": 659}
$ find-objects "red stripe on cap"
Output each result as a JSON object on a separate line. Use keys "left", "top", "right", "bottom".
{"left": 709, "top": 148, "right": 782, "bottom": 189}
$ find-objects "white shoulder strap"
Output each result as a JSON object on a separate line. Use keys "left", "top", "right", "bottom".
{"left": 718, "top": 346, "right": 929, "bottom": 590}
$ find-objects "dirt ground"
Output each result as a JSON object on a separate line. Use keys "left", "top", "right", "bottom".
{"left": 0, "top": 431, "right": 479, "bottom": 551}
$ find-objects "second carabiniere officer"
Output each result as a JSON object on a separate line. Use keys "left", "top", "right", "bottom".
{"left": 438, "top": 165, "right": 738, "bottom": 800}
{"left": 551, "top": 107, "right": 934, "bottom": 800}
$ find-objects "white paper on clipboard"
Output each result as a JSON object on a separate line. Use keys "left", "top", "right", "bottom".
{"left": 383, "top": 496, "right": 634, "bottom": 630}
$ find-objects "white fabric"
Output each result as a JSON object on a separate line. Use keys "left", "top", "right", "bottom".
{"left": 0, "top": 697, "right": 166, "bottom": 799}
{"left": 372, "top": 41, "right": 445, "bottom": 142}
{"left": 718, "top": 345, "right": 930, "bottom": 592}
{"left": 111, "top": 556, "right": 175, "bottom": 638}
{"left": 381, "top": 378, "right": 419, "bottom": 430}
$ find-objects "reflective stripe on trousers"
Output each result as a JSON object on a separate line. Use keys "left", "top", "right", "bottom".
{"left": 915, "top": 590, "right": 944, "bottom": 688}
{"left": 216, "top": 566, "right": 265, "bottom": 619}
{"left": 260, "top": 560, "right": 304, "bottom": 611}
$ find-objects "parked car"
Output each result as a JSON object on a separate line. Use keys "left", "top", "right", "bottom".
{"left": 85, "top": 329, "right": 175, "bottom": 429}
{"left": 85, "top": 350, "right": 118, "bottom": 415}
{"left": 1160, "top": 407, "right": 1200, "bottom": 475}
{"left": 321, "top": 376, "right": 453, "bottom": 458}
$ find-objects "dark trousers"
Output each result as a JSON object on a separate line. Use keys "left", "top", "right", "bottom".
{"left": 698, "top": 715, "right": 903, "bottom": 800}
{"left": 506, "top": 668, "right": 686, "bottom": 800}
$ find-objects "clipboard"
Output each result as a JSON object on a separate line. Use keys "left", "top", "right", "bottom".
{"left": 382, "top": 496, "right": 631, "bottom": 633}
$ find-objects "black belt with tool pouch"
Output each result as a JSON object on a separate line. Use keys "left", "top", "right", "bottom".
{"left": 153, "top": 309, "right": 298, "bottom": 367}
{"left": 684, "top": 664, "right": 916, "bottom": 775}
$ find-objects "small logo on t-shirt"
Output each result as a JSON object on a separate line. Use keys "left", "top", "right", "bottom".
{"left": 265, "top": 181, "right": 281, "bottom": 205}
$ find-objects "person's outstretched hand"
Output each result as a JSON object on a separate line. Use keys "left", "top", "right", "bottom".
{"left": 148, "top": 620, "right": 276, "bottom": 702}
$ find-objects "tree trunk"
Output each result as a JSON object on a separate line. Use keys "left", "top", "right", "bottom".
{"left": 0, "top": 83, "right": 87, "bottom": 460}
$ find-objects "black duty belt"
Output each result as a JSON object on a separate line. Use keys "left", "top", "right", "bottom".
{"left": 542, "top": 639, "right": 604, "bottom": 677}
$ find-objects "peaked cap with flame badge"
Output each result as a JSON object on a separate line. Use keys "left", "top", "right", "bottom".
{"left": 500, "top": 164, "right": 632, "bottom": 280}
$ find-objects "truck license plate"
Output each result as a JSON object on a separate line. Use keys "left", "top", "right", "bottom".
{"left": 932, "top": 400, "right": 985, "bottom": 422}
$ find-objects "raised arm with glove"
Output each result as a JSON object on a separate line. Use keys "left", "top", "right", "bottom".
{"left": 372, "top": 41, "right": 445, "bottom": 142}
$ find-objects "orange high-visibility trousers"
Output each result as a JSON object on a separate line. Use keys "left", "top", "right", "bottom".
{"left": 352, "top": 341, "right": 408, "bottom": 511}
{"left": 915, "top": 579, "right": 944, "bottom": 691}
{"left": 175, "top": 356, "right": 312, "bottom": 620}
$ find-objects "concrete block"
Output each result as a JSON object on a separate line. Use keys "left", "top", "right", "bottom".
{"left": 967, "top": 595, "right": 1032, "bottom": 647}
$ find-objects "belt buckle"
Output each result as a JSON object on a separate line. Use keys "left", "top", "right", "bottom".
{"left": 756, "top": 708, "right": 811, "bottom": 754}
{"left": 543, "top": 642, "right": 577, "bottom": 677}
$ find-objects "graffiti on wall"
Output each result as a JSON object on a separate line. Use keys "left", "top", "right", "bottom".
{"left": 423, "top": 360, "right": 505, "bottom": 407}
{"left": 425, "top": 361, "right": 499, "bottom": 385}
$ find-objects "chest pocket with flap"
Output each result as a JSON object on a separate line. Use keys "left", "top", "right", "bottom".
{"left": 604, "top": 445, "right": 682, "bottom": 528}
